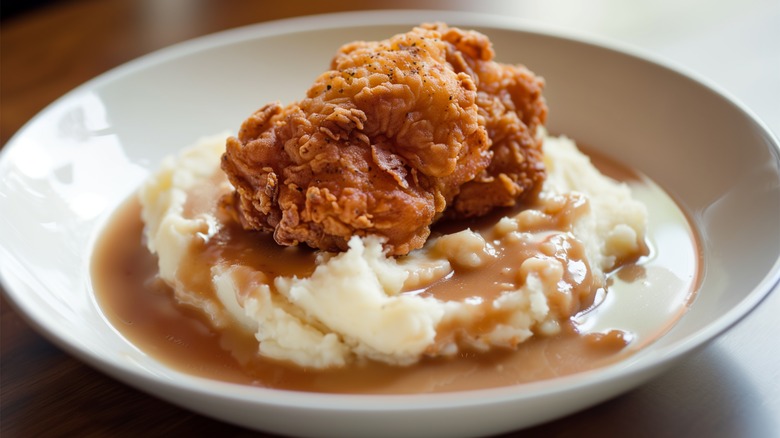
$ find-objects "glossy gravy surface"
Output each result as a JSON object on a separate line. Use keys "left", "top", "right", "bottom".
{"left": 92, "top": 152, "right": 700, "bottom": 394}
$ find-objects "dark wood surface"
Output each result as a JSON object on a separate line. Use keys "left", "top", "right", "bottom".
{"left": 2, "top": 1, "right": 778, "bottom": 437}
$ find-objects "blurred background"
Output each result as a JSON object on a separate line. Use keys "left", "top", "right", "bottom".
{"left": 2, "top": 0, "right": 778, "bottom": 147}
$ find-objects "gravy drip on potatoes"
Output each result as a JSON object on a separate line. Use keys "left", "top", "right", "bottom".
{"left": 93, "top": 198, "right": 630, "bottom": 393}
{"left": 417, "top": 193, "right": 597, "bottom": 350}
{"left": 92, "top": 149, "right": 700, "bottom": 394}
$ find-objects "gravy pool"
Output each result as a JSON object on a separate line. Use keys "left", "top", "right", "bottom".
{"left": 91, "top": 151, "right": 700, "bottom": 394}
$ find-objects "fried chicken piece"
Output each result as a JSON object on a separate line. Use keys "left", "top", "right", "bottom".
{"left": 426, "top": 23, "right": 548, "bottom": 218}
{"left": 221, "top": 24, "right": 547, "bottom": 255}
{"left": 222, "top": 26, "right": 490, "bottom": 255}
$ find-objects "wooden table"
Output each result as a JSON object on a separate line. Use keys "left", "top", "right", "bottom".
{"left": 3, "top": 1, "right": 779, "bottom": 436}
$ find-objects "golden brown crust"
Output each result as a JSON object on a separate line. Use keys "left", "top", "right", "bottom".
{"left": 221, "top": 24, "right": 547, "bottom": 255}
{"left": 426, "top": 23, "right": 548, "bottom": 218}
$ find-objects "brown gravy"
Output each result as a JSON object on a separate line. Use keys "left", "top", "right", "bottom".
{"left": 91, "top": 150, "right": 700, "bottom": 394}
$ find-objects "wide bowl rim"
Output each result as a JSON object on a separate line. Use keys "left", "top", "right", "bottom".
{"left": 1, "top": 8, "right": 779, "bottom": 414}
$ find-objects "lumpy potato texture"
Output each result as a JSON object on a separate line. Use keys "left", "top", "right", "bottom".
{"left": 140, "top": 133, "right": 647, "bottom": 369}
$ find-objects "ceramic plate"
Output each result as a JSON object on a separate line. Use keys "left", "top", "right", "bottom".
{"left": 1, "top": 10, "right": 779, "bottom": 438}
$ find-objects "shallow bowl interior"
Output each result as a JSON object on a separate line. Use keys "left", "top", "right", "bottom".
{"left": 1, "top": 10, "right": 778, "bottom": 438}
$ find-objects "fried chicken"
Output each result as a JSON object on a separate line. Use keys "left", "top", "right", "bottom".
{"left": 221, "top": 24, "right": 547, "bottom": 255}
{"left": 427, "top": 23, "right": 548, "bottom": 218}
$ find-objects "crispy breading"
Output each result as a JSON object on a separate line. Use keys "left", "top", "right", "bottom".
{"left": 427, "top": 23, "right": 547, "bottom": 218}
{"left": 221, "top": 24, "right": 547, "bottom": 255}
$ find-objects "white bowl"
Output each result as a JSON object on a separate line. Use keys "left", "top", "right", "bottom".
{"left": 1, "top": 10, "right": 778, "bottom": 438}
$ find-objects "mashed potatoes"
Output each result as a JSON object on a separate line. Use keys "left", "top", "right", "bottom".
{"left": 139, "top": 133, "right": 647, "bottom": 369}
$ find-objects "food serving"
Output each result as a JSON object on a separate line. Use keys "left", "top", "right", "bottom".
{"left": 92, "top": 23, "right": 696, "bottom": 391}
